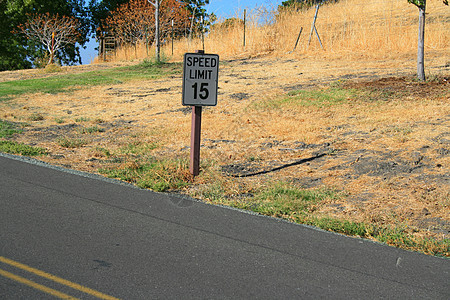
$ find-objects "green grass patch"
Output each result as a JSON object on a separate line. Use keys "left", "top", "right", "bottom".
{"left": 28, "top": 113, "right": 44, "bottom": 121}
{"left": 0, "top": 120, "right": 44, "bottom": 156}
{"left": 304, "top": 218, "right": 448, "bottom": 256}
{"left": 287, "top": 89, "right": 351, "bottom": 107}
{"left": 0, "top": 120, "right": 23, "bottom": 138}
{"left": 0, "top": 73, "right": 118, "bottom": 98}
{"left": 194, "top": 182, "right": 228, "bottom": 203}
{"left": 75, "top": 117, "right": 90, "bottom": 123}
{"left": 236, "top": 183, "right": 338, "bottom": 218}
{"left": 219, "top": 182, "right": 449, "bottom": 257}
{"left": 93, "top": 118, "right": 104, "bottom": 124}
{"left": 372, "top": 226, "right": 449, "bottom": 257}
{"left": 99, "top": 158, "right": 191, "bottom": 192}
{"left": 254, "top": 86, "right": 360, "bottom": 110}
{"left": 0, "top": 140, "right": 47, "bottom": 156}
{"left": 0, "top": 62, "right": 182, "bottom": 100}
{"left": 119, "top": 141, "right": 158, "bottom": 155}
{"left": 308, "top": 217, "right": 369, "bottom": 237}
{"left": 133, "top": 55, "right": 170, "bottom": 68}
{"left": 57, "top": 137, "right": 88, "bottom": 148}
{"left": 54, "top": 117, "right": 65, "bottom": 124}
{"left": 78, "top": 126, "right": 105, "bottom": 134}
{"left": 94, "top": 146, "right": 111, "bottom": 157}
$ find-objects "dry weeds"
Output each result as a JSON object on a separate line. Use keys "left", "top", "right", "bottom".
{"left": 107, "top": 0, "right": 449, "bottom": 63}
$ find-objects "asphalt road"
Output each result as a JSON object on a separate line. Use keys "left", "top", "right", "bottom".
{"left": 1, "top": 153, "right": 449, "bottom": 299}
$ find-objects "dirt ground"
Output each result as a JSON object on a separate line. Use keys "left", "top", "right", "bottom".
{"left": 1, "top": 51, "right": 449, "bottom": 240}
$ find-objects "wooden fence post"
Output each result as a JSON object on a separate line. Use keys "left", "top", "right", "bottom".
{"left": 243, "top": 9, "right": 246, "bottom": 47}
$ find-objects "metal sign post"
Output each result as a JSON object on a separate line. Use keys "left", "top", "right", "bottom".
{"left": 182, "top": 51, "right": 219, "bottom": 176}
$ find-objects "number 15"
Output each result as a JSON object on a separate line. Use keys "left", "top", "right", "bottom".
{"left": 192, "top": 82, "right": 209, "bottom": 100}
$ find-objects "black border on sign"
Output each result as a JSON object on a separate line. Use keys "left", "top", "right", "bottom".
{"left": 182, "top": 52, "right": 219, "bottom": 107}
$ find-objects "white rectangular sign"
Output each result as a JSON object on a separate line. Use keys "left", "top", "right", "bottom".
{"left": 182, "top": 53, "right": 219, "bottom": 106}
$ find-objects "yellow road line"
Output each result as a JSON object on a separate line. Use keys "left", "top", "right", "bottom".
{"left": 0, "top": 256, "right": 119, "bottom": 300}
{"left": 0, "top": 268, "right": 79, "bottom": 300}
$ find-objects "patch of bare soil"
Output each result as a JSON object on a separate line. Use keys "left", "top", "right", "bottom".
{"left": 1, "top": 53, "right": 449, "bottom": 240}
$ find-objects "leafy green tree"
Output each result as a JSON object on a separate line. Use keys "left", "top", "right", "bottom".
{"left": 279, "top": 0, "right": 338, "bottom": 11}
{"left": 182, "top": 0, "right": 210, "bottom": 21}
{"left": 1, "top": 0, "right": 89, "bottom": 70}
{"left": 1, "top": 0, "right": 35, "bottom": 70}
{"left": 181, "top": 0, "right": 215, "bottom": 37}
{"left": 408, "top": 0, "right": 448, "bottom": 81}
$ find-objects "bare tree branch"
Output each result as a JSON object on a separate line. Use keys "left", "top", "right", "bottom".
{"left": 18, "top": 13, "right": 81, "bottom": 65}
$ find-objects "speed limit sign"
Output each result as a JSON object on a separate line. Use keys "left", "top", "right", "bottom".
{"left": 182, "top": 52, "right": 219, "bottom": 106}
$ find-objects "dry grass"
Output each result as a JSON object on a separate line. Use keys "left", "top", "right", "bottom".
{"left": 106, "top": 0, "right": 449, "bottom": 62}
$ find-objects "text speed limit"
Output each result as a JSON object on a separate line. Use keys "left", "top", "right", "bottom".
{"left": 182, "top": 53, "right": 219, "bottom": 106}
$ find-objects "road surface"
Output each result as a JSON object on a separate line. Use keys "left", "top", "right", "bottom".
{"left": 1, "top": 153, "right": 448, "bottom": 299}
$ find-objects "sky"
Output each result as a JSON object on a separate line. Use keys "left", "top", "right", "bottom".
{"left": 206, "top": 0, "right": 283, "bottom": 19}
{"left": 80, "top": 0, "right": 285, "bottom": 64}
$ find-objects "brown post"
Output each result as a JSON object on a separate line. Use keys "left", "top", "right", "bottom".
{"left": 103, "top": 38, "right": 106, "bottom": 61}
{"left": 190, "top": 105, "right": 202, "bottom": 176}
{"left": 50, "top": 32, "right": 55, "bottom": 64}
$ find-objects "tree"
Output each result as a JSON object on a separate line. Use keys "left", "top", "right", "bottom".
{"left": 88, "top": 0, "right": 130, "bottom": 38}
{"left": 408, "top": 0, "right": 448, "bottom": 81}
{"left": 17, "top": 13, "right": 81, "bottom": 65}
{"left": 148, "top": 0, "right": 162, "bottom": 61}
{"left": 1, "top": 0, "right": 89, "bottom": 70}
{"left": 0, "top": 0, "right": 31, "bottom": 70}
{"left": 105, "top": 0, "right": 152, "bottom": 47}
{"left": 278, "top": 0, "right": 338, "bottom": 11}
{"left": 181, "top": 0, "right": 215, "bottom": 38}
{"left": 104, "top": 0, "right": 189, "bottom": 59}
